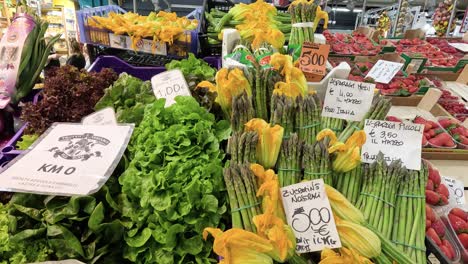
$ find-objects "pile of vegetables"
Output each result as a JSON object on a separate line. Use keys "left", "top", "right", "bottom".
{"left": 119, "top": 97, "right": 230, "bottom": 263}
{"left": 288, "top": 0, "right": 328, "bottom": 47}
{"left": 19, "top": 66, "right": 117, "bottom": 136}
{"left": 88, "top": 11, "right": 198, "bottom": 52}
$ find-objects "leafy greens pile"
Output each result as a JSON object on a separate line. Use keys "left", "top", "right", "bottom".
{"left": 94, "top": 73, "right": 155, "bottom": 125}
{"left": 119, "top": 96, "right": 230, "bottom": 263}
{"left": 165, "top": 53, "right": 216, "bottom": 81}
{"left": 20, "top": 66, "right": 118, "bottom": 135}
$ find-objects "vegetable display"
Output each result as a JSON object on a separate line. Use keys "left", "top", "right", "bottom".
{"left": 119, "top": 97, "right": 230, "bottom": 263}
{"left": 20, "top": 66, "right": 118, "bottom": 135}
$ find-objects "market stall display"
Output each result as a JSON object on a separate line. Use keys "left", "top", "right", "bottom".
{"left": 0, "top": 1, "right": 467, "bottom": 263}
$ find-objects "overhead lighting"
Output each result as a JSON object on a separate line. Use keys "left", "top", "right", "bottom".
{"left": 332, "top": 7, "right": 351, "bottom": 12}
{"left": 353, "top": 9, "right": 363, "bottom": 13}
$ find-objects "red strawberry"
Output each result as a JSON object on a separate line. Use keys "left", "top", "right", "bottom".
{"left": 439, "top": 245, "right": 453, "bottom": 260}
{"left": 426, "top": 190, "right": 441, "bottom": 205}
{"left": 386, "top": 116, "right": 402, "bottom": 122}
{"left": 426, "top": 219, "right": 432, "bottom": 229}
{"left": 422, "top": 136, "right": 428, "bottom": 146}
{"left": 432, "top": 219, "right": 446, "bottom": 237}
{"left": 436, "top": 184, "right": 450, "bottom": 200}
{"left": 429, "top": 166, "right": 442, "bottom": 186}
{"left": 426, "top": 179, "right": 434, "bottom": 191}
{"left": 439, "top": 195, "right": 449, "bottom": 206}
{"left": 449, "top": 214, "right": 468, "bottom": 234}
{"left": 414, "top": 116, "right": 427, "bottom": 125}
{"left": 443, "top": 239, "right": 456, "bottom": 260}
{"left": 450, "top": 208, "right": 468, "bottom": 222}
{"left": 427, "top": 205, "right": 436, "bottom": 223}
{"left": 427, "top": 227, "right": 442, "bottom": 245}
{"left": 458, "top": 233, "right": 468, "bottom": 249}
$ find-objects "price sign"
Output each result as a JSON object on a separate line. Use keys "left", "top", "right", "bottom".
{"left": 281, "top": 179, "right": 341, "bottom": 253}
{"left": 362, "top": 120, "right": 424, "bottom": 170}
{"left": 151, "top": 70, "right": 191, "bottom": 107}
{"left": 299, "top": 42, "right": 330, "bottom": 77}
{"left": 443, "top": 176, "right": 466, "bottom": 205}
{"left": 82, "top": 107, "right": 117, "bottom": 126}
{"left": 322, "top": 78, "right": 375, "bottom": 121}
{"left": 0, "top": 123, "right": 134, "bottom": 196}
{"left": 365, "top": 60, "right": 404, "bottom": 84}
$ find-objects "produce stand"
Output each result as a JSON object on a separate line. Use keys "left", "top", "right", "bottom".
{"left": 1, "top": 1, "right": 468, "bottom": 264}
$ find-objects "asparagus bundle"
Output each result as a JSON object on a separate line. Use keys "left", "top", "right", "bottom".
{"left": 270, "top": 94, "right": 295, "bottom": 138}
{"left": 302, "top": 141, "right": 332, "bottom": 185}
{"left": 228, "top": 131, "right": 258, "bottom": 164}
{"left": 246, "top": 66, "right": 281, "bottom": 121}
{"left": 338, "top": 96, "right": 391, "bottom": 142}
{"left": 288, "top": 2, "right": 317, "bottom": 46}
{"left": 358, "top": 153, "right": 406, "bottom": 239}
{"left": 231, "top": 92, "right": 254, "bottom": 132}
{"left": 321, "top": 116, "right": 344, "bottom": 134}
{"left": 392, "top": 162, "right": 427, "bottom": 263}
{"left": 276, "top": 133, "right": 302, "bottom": 187}
{"left": 334, "top": 165, "right": 362, "bottom": 205}
{"left": 295, "top": 94, "right": 321, "bottom": 144}
{"left": 224, "top": 163, "right": 262, "bottom": 232}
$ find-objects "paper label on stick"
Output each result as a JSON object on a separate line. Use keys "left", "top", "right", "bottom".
{"left": 361, "top": 119, "right": 423, "bottom": 170}
{"left": 281, "top": 179, "right": 341, "bottom": 253}
{"left": 0, "top": 123, "right": 133, "bottom": 196}
{"left": 82, "top": 107, "right": 117, "bottom": 126}
{"left": 151, "top": 69, "right": 191, "bottom": 107}
{"left": 299, "top": 42, "right": 330, "bottom": 76}
{"left": 365, "top": 60, "right": 404, "bottom": 84}
{"left": 443, "top": 176, "right": 466, "bottom": 205}
{"left": 322, "top": 78, "right": 375, "bottom": 121}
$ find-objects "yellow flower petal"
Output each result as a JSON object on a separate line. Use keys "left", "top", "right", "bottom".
{"left": 316, "top": 129, "right": 338, "bottom": 145}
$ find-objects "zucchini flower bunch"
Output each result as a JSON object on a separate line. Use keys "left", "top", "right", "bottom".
{"left": 270, "top": 54, "right": 308, "bottom": 98}
{"left": 317, "top": 129, "right": 366, "bottom": 173}
{"left": 320, "top": 248, "right": 373, "bottom": 264}
{"left": 204, "top": 165, "right": 295, "bottom": 264}
{"left": 245, "top": 119, "right": 284, "bottom": 169}
{"left": 197, "top": 68, "right": 251, "bottom": 119}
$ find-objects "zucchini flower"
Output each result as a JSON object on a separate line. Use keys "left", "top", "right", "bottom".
{"left": 317, "top": 129, "right": 366, "bottom": 173}
{"left": 314, "top": 6, "right": 329, "bottom": 32}
{"left": 245, "top": 119, "right": 284, "bottom": 169}
{"left": 203, "top": 228, "right": 274, "bottom": 264}
{"left": 270, "top": 54, "right": 308, "bottom": 96}
{"left": 273, "top": 82, "right": 303, "bottom": 99}
{"left": 320, "top": 247, "right": 373, "bottom": 264}
{"left": 197, "top": 68, "right": 251, "bottom": 119}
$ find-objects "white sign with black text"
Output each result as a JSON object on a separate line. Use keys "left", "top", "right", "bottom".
{"left": 151, "top": 69, "right": 191, "bottom": 107}
{"left": 362, "top": 120, "right": 424, "bottom": 170}
{"left": 0, "top": 123, "right": 134, "bottom": 196}
{"left": 82, "top": 107, "right": 117, "bottom": 126}
{"left": 365, "top": 60, "right": 404, "bottom": 84}
{"left": 443, "top": 176, "right": 466, "bottom": 205}
{"left": 281, "top": 179, "right": 341, "bottom": 253}
{"left": 322, "top": 78, "right": 375, "bottom": 121}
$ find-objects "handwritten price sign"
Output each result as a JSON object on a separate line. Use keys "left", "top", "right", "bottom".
{"left": 151, "top": 69, "right": 191, "bottom": 107}
{"left": 299, "top": 42, "right": 330, "bottom": 76}
{"left": 365, "top": 60, "right": 404, "bottom": 84}
{"left": 362, "top": 120, "right": 424, "bottom": 170}
{"left": 281, "top": 179, "right": 341, "bottom": 253}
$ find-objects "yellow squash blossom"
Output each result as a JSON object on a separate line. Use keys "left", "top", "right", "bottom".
{"left": 316, "top": 129, "right": 366, "bottom": 172}
{"left": 197, "top": 68, "right": 251, "bottom": 119}
{"left": 270, "top": 54, "right": 308, "bottom": 96}
{"left": 203, "top": 228, "right": 274, "bottom": 264}
{"left": 253, "top": 214, "right": 295, "bottom": 262}
{"left": 245, "top": 119, "right": 284, "bottom": 169}
{"left": 320, "top": 248, "right": 374, "bottom": 264}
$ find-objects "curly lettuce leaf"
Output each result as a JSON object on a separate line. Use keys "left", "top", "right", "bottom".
{"left": 165, "top": 53, "right": 216, "bottom": 81}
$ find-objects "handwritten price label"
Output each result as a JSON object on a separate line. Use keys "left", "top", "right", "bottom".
{"left": 151, "top": 70, "right": 191, "bottom": 107}
{"left": 322, "top": 78, "right": 375, "bottom": 121}
{"left": 299, "top": 42, "right": 330, "bottom": 76}
{"left": 82, "top": 107, "right": 117, "bottom": 126}
{"left": 365, "top": 60, "right": 404, "bottom": 84}
{"left": 362, "top": 120, "right": 424, "bottom": 170}
{"left": 281, "top": 179, "right": 341, "bottom": 253}
{"left": 443, "top": 176, "right": 466, "bottom": 205}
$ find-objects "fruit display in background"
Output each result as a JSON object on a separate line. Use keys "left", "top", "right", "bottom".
{"left": 448, "top": 208, "right": 468, "bottom": 251}
{"left": 432, "top": 0, "right": 456, "bottom": 36}
{"left": 323, "top": 30, "right": 382, "bottom": 55}
{"left": 395, "top": 0, "right": 409, "bottom": 36}
{"left": 426, "top": 206, "right": 458, "bottom": 261}
{"left": 425, "top": 163, "right": 449, "bottom": 206}
{"left": 438, "top": 117, "right": 468, "bottom": 147}
{"left": 377, "top": 11, "right": 391, "bottom": 37}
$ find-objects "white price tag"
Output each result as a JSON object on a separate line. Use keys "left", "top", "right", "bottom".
{"left": 362, "top": 120, "right": 424, "bottom": 170}
{"left": 82, "top": 107, "right": 117, "bottom": 126}
{"left": 322, "top": 78, "right": 375, "bottom": 121}
{"left": 443, "top": 176, "right": 466, "bottom": 205}
{"left": 449, "top": 43, "right": 468, "bottom": 52}
{"left": 151, "top": 69, "right": 191, "bottom": 107}
{"left": 281, "top": 179, "right": 341, "bottom": 253}
{"left": 0, "top": 123, "right": 133, "bottom": 196}
{"left": 365, "top": 60, "right": 404, "bottom": 84}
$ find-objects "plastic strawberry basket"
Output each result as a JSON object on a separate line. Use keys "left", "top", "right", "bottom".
{"left": 77, "top": 5, "right": 201, "bottom": 57}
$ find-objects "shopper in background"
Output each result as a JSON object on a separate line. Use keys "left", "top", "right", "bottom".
{"left": 66, "top": 39, "right": 86, "bottom": 70}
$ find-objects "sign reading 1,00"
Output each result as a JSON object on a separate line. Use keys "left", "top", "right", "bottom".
{"left": 154, "top": 83, "right": 186, "bottom": 98}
